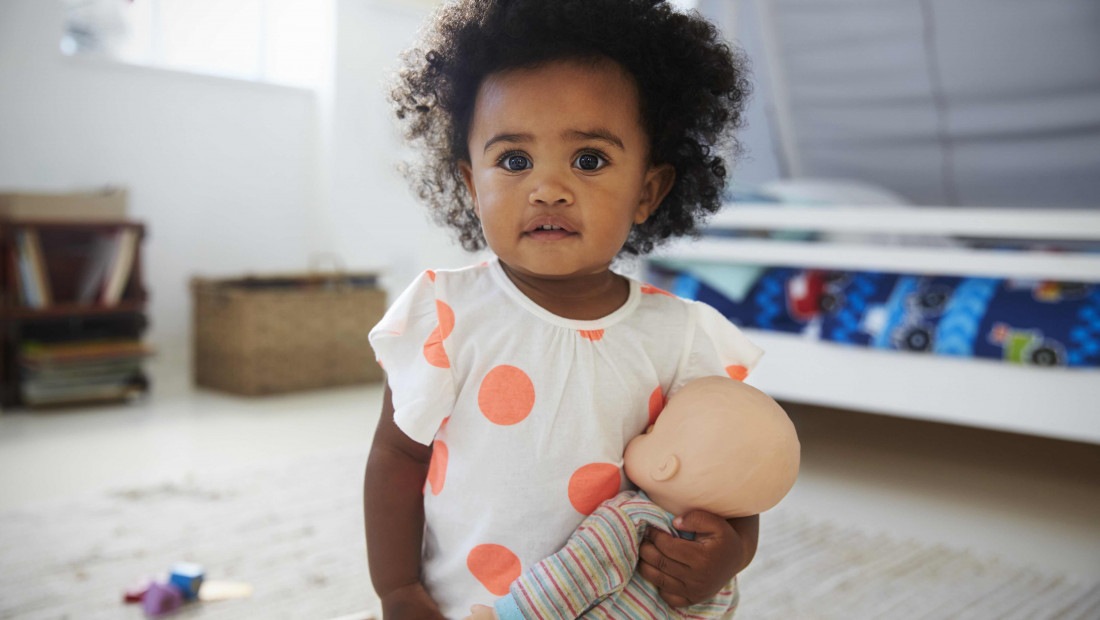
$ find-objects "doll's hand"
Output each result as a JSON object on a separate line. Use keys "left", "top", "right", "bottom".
{"left": 638, "top": 510, "right": 744, "bottom": 607}
{"left": 380, "top": 582, "right": 447, "bottom": 620}
{"left": 464, "top": 604, "right": 499, "bottom": 620}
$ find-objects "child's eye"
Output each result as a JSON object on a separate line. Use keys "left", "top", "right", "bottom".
{"left": 497, "top": 153, "right": 532, "bottom": 172}
{"left": 574, "top": 152, "right": 608, "bottom": 171}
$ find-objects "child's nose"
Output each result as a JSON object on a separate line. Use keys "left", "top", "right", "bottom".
{"left": 528, "top": 171, "right": 574, "bottom": 206}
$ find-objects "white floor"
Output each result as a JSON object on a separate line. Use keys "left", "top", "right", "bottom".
{"left": 2, "top": 359, "right": 1098, "bottom": 581}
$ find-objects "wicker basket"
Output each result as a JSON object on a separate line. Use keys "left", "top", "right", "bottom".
{"left": 191, "top": 273, "right": 385, "bottom": 395}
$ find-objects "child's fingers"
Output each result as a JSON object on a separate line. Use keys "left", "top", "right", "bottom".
{"left": 643, "top": 528, "right": 700, "bottom": 567}
{"left": 641, "top": 530, "right": 694, "bottom": 575}
{"left": 637, "top": 549, "right": 688, "bottom": 592}
{"left": 673, "top": 510, "right": 732, "bottom": 538}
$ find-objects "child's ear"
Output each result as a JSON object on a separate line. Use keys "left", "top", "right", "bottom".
{"left": 650, "top": 454, "right": 680, "bottom": 482}
{"left": 634, "top": 163, "right": 676, "bottom": 224}
{"left": 458, "top": 160, "right": 480, "bottom": 217}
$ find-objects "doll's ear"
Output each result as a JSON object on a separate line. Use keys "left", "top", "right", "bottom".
{"left": 651, "top": 455, "right": 680, "bottom": 482}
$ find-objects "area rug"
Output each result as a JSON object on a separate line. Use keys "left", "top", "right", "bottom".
{"left": 1, "top": 448, "right": 1097, "bottom": 619}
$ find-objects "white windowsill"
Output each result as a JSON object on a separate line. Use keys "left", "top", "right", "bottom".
{"left": 60, "top": 52, "right": 318, "bottom": 97}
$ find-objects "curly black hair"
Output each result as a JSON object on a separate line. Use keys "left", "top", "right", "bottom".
{"left": 391, "top": 0, "right": 751, "bottom": 255}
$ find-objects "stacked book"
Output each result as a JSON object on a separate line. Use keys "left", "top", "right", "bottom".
{"left": 19, "top": 339, "right": 153, "bottom": 407}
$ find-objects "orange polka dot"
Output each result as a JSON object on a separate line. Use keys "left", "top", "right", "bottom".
{"left": 436, "top": 300, "right": 455, "bottom": 339}
{"left": 641, "top": 284, "right": 675, "bottom": 297}
{"left": 579, "top": 329, "right": 604, "bottom": 341}
{"left": 440, "top": 416, "right": 451, "bottom": 428}
{"left": 426, "top": 270, "right": 436, "bottom": 282}
{"left": 648, "top": 386, "right": 663, "bottom": 426}
{"left": 568, "top": 463, "right": 622, "bottom": 515}
{"left": 467, "top": 544, "right": 521, "bottom": 596}
{"left": 427, "top": 440, "right": 448, "bottom": 495}
{"left": 478, "top": 365, "right": 535, "bottom": 425}
{"left": 725, "top": 365, "right": 748, "bottom": 381}
{"left": 423, "top": 325, "right": 449, "bottom": 368}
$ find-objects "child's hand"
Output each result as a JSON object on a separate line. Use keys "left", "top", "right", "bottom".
{"left": 380, "top": 582, "right": 447, "bottom": 620}
{"left": 638, "top": 510, "right": 746, "bottom": 607}
{"left": 464, "top": 604, "right": 499, "bottom": 620}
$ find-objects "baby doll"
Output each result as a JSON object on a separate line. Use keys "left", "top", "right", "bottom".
{"left": 465, "top": 376, "right": 800, "bottom": 620}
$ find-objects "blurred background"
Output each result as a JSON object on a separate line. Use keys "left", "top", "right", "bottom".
{"left": 0, "top": 1, "right": 1098, "bottom": 618}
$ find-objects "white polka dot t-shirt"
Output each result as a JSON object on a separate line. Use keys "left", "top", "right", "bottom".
{"left": 368, "top": 257, "right": 763, "bottom": 619}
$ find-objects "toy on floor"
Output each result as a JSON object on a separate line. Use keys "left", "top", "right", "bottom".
{"left": 142, "top": 582, "right": 184, "bottom": 617}
{"left": 122, "top": 562, "right": 252, "bottom": 617}
{"left": 466, "top": 376, "right": 801, "bottom": 620}
{"left": 123, "top": 577, "right": 152, "bottom": 603}
{"left": 169, "top": 562, "right": 204, "bottom": 600}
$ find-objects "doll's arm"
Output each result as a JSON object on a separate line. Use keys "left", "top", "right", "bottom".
{"left": 364, "top": 383, "right": 446, "bottom": 620}
{"left": 498, "top": 497, "right": 641, "bottom": 620}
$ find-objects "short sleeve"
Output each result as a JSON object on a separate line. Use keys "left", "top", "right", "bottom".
{"left": 670, "top": 301, "right": 764, "bottom": 395}
{"left": 368, "top": 271, "right": 457, "bottom": 445}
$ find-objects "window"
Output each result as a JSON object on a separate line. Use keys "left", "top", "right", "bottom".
{"left": 61, "top": 0, "right": 333, "bottom": 89}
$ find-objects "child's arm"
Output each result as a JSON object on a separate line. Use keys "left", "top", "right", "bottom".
{"left": 364, "top": 383, "right": 446, "bottom": 620}
{"left": 637, "top": 512, "right": 759, "bottom": 608}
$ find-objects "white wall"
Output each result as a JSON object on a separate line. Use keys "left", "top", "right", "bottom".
{"left": 325, "top": 0, "right": 476, "bottom": 293}
{"left": 0, "top": 0, "right": 472, "bottom": 385}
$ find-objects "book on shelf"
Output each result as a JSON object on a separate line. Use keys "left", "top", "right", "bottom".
{"left": 27, "top": 229, "right": 53, "bottom": 307}
{"left": 101, "top": 228, "right": 138, "bottom": 305}
{"left": 75, "top": 230, "right": 122, "bottom": 305}
{"left": 14, "top": 231, "right": 39, "bottom": 307}
{"left": 14, "top": 229, "right": 53, "bottom": 308}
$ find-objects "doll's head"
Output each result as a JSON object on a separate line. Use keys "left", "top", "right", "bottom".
{"left": 391, "top": 0, "right": 751, "bottom": 259}
{"left": 623, "top": 376, "right": 800, "bottom": 518}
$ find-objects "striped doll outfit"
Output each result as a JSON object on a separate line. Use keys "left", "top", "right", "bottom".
{"left": 495, "top": 491, "right": 739, "bottom": 619}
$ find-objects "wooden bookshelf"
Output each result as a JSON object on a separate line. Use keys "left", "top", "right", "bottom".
{"left": 0, "top": 219, "right": 150, "bottom": 408}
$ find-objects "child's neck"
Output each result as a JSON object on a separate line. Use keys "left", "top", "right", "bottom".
{"left": 499, "top": 261, "right": 630, "bottom": 321}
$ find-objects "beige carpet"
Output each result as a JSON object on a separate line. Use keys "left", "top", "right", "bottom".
{"left": 1, "top": 447, "right": 1097, "bottom": 620}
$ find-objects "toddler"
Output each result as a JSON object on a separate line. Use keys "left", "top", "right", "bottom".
{"left": 364, "top": 1, "right": 757, "bottom": 618}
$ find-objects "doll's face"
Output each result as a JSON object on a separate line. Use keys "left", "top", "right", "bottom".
{"left": 458, "top": 58, "right": 674, "bottom": 280}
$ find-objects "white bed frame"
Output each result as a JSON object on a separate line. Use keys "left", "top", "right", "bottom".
{"left": 647, "top": 204, "right": 1100, "bottom": 445}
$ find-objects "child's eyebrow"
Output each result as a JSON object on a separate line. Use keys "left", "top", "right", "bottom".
{"left": 483, "top": 133, "right": 533, "bottom": 153}
{"left": 563, "top": 129, "right": 624, "bottom": 151}
{"left": 481, "top": 129, "right": 626, "bottom": 154}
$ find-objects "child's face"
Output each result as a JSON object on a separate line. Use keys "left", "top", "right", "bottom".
{"left": 459, "top": 58, "right": 674, "bottom": 279}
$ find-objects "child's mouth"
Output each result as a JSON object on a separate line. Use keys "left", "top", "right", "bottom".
{"left": 524, "top": 223, "right": 577, "bottom": 241}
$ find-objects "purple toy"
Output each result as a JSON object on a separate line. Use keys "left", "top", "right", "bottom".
{"left": 142, "top": 582, "right": 184, "bottom": 617}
